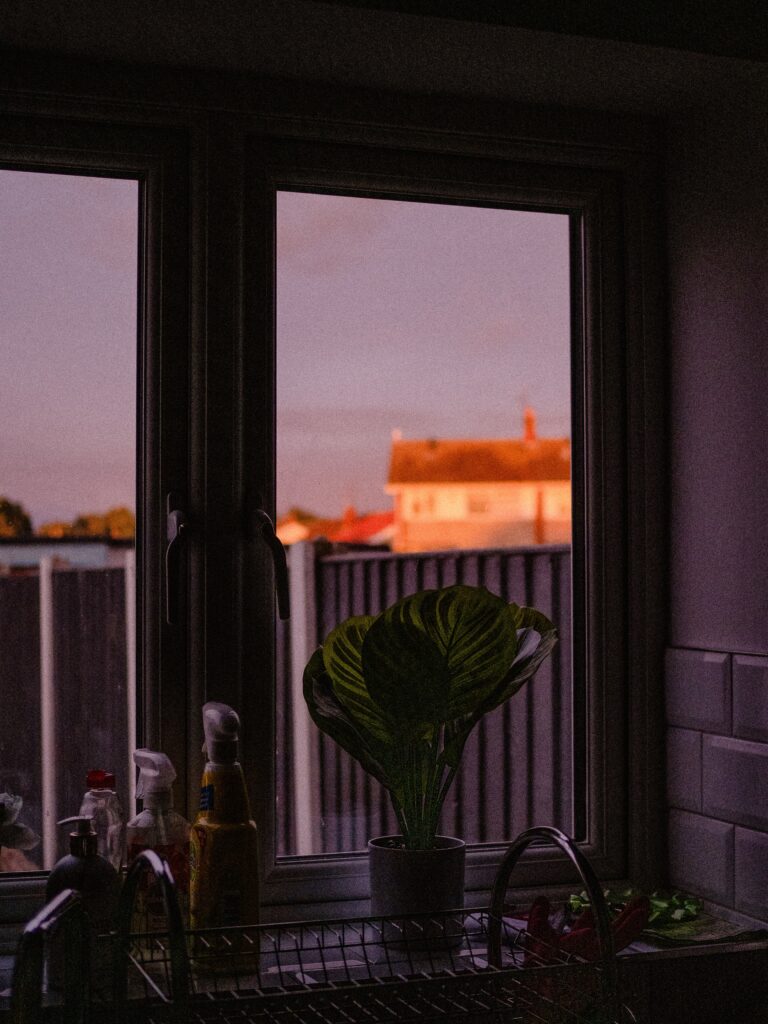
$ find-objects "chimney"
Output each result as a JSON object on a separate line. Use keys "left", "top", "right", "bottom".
{"left": 524, "top": 407, "right": 537, "bottom": 442}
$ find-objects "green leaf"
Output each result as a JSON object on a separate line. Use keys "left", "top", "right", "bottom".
{"left": 303, "top": 648, "right": 390, "bottom": 787}
{"left": 323, "top": 616, "right": 391, "bottom": 743}
{"left": 509, "top": 604, "right": 556, "bottom": 636}
{"left": 417, "top": 586, "right": 519, "bottom": 719}
{"left": 362, "top": 593, "right": 451, "bottom": 729}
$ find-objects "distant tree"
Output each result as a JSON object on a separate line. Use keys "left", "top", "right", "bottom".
{"left": 69, "top": 507, "right": 135, "bottom": 539}
{"left": 71, "top": 513, "right": 108, "bottom": 537}
{"left": 0, "top": 497, "right": 33, "bottom": 537}
{"left": 104, "top": 506, "right": 135, "bottom": 539}
{"left": 37, "top": 521, "right": 73, "bottom": 538}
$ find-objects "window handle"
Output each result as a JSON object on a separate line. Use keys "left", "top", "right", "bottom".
{"left": 166, "top": 492, "right": 188, "bottom": 625}
{"left": 253, "top": 509, "right": 290, "bottom": 620}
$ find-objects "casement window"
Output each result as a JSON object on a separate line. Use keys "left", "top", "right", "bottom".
{"left": 0, "top": 88, "right": 664, "bottom": 927}
{"left": 0, "top": 114, "right": 193, "bottom": 929}
{"left": 241, "top": 118, "right": 665, "bottom": 911}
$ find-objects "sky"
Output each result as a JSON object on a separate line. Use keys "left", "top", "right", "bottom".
{"left": 0, "top": 172, "right": 570, "bottom": 528}
{"left": 0, "top": 170, "right": 138, "bottom": 529}
{"left": 277, "top": 191, "right": 571, "bottom": 516}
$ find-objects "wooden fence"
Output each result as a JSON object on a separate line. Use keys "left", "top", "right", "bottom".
{"left": 278, "top": 542, "right": 573, "bottom": 856}
{"left": 0, "top": 542, "right": 573, "bottom": 866}
{"left": 0, "top": 555, "right": 134, "bottom": 869}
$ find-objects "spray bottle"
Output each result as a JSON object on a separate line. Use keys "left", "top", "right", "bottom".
{"left": 78, "top": 769, "right": 125, "bottom": 871}
{"left": 126, "top": 749, "right": 191, "bottom": 932}
{"left": 189, "top": 702, "right": 260, "bottom": 936}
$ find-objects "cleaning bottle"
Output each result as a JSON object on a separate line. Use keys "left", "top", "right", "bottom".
{"left": 126, "top": 749, "right": 191, "bottom": 932}
{"left": 78, "top": 769, "right": 125, "bottom": 871}
{"left": 46, "top": 816, "right": 120, "bottom": 993}
{"left": 189, "top": 703, "right": 260, "bottom": 936}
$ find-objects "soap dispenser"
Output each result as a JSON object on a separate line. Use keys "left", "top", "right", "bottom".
{"left": 46, "top": 816, "right": 120, "bottom": 933}
{"left": 46, "top": 816, "right": 121, "bottom": 993}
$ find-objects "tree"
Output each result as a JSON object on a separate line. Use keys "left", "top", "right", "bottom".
{"left": 0, "top": 497, "right": 33, "bottom": 537}
{"left": 69, "top": 507, "right": 135, "bottom": 539}
{"left": 104, "top": 506, "right": 135, "bottom": 539}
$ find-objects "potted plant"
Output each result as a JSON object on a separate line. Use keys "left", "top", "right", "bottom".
{"left": 303, "top": 583, "right": 557, "bottom": 921}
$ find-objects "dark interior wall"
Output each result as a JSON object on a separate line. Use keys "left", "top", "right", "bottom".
{"left": 667, "top": 102, "right": 768, "bottom": 654}
{"left": 664, "top": 100, "right": 768, "bottom": 921}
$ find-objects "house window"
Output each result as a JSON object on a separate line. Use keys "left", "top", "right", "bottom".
{"left": 467, "top": 494, "right": 490, "bottom": 516}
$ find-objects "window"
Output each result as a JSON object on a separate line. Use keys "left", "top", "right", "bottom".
{"left": 0, "top": 114, "right": 191, "bottom": 921}
{"left": 0, "top": 169, "right": 138, "bottom": 871}
{"left": 244, "top": 124, "right": 663, "bottom": 909}
{"left": 274, "top": 192, "right": 574, "bottom": 857}
{"left": 0, "top": 89, "right": 664, "bottom": 925}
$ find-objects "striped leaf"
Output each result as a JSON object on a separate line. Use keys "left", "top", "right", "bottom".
{"left": 363, "top": 592, "right": 451, "bottom": 731}
{"left": 323, "top": 615, "right": 391, "bottom": 743}
{"left": 417, "top": 585, "right": 519, "bottom": 719}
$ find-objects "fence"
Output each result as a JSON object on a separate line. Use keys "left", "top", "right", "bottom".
{"left": 0, "top": 554, "right": 135, "bottom": 870}
{"left": 0, "top": 542, "right": 572, "bottom": 868}
{"left": 278, "top": 541, "right": 573, "bottom": 856}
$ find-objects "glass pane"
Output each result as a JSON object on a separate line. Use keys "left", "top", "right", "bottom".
{"left": 276, "top": 192, "right": 572, "bottom": 856}
{"left": 0, "top": 170, "right": 138, "bottom": 870}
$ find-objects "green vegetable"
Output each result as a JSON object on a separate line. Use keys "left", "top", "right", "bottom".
{"left": 304, "top": 584, "right": 557, "bottom": 850}
{"left": 568, "top": 887, "right": 702, "bottom": 930}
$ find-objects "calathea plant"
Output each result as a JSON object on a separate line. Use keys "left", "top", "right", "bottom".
{"left": 304, "top": 584, "right": 557, "bottom": 850}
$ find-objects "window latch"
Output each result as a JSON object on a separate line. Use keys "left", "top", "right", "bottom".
{"left": 253, "top": 509, "right": 290, "bottom": 620}
{"left": 165, "top": 492, "right": 188, "bottom": 625}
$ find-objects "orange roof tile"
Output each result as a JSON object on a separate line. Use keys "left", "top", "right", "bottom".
{"left": 387, "top": 438, "right": 570, "bottom": 484}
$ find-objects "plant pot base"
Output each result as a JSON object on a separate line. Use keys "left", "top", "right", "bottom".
{"left": 368, "top": 835, "right": 466, "bottom": 949}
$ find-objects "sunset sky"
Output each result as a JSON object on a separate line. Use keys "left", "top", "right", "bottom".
{"left": 1, "top": 172, "right": 571, "bottom": 527}
{"left": 277, "top": 191, "right": 571, "bottom": 515}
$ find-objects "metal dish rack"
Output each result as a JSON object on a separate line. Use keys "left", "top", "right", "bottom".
{"left": 12, "top": 826, "right": 633, "bottom": 1024}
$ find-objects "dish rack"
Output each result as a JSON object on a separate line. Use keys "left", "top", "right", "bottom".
{"left": 11, "top": 826, "right": 634, "bottom": 1024}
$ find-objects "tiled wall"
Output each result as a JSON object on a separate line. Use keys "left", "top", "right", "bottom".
{"left": 666, "top": 648, "right": 768, "bottom": 920}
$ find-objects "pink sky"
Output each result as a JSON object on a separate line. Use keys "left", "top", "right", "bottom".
{"left": 0, "top": 170, "right": 138, "bottom": 528}
{"left": 277, "top": 192, "right": 571, "bottom": 516}
{"left": 1, "top": 173, "right": 570, "bottom": 527}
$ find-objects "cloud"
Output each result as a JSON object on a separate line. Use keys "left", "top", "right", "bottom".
{"left": 276, "top": 192, "right": 390, "bottom": 275}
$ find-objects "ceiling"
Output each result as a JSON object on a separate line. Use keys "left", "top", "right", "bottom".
{"left": 0, "top": 0, "right": 765, "bottom": 117}
{"left": 327, "top": 1, "right": 768, "bottom": 62}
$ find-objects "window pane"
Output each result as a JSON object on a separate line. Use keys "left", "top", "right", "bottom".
{"left": 276, "top": 192, "right": 573, "bottom": 856}
{"left": 0, "top": 170, "right": 138, "bottom": 871}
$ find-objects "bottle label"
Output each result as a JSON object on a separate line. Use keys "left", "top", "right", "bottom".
{"left": 199, "top": 784, "right": 215, "bottom": 811}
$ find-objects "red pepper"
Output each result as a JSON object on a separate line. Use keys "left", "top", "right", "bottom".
{"left": 522, "top": 893, "right": 652, "bottom": 960}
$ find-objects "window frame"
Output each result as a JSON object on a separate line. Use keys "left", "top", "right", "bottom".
{"left": 238, "top": 119, "right": 665, "bottom": 912}
{"left": 0, "top": 74, "right": 665, "bottom": 927}
{"left": 0, "top": 111, "right": 194, "bottom": 925}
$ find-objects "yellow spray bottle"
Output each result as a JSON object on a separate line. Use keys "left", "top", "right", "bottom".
{"left": 189, "top": 702, "right": 260, "bottom": 957}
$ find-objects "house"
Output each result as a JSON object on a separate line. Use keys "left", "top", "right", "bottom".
{"left": 277, "top": 505, "right": 394, "bottom": 546}
{"left": 386, "top": 411, "right": 570, "bottom": 551}
{"left": 2, "top": 4, "right": 767, "bottom": 1018}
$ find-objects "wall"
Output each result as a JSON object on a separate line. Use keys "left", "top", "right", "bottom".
{"left": 665, "top": 101, "right": 768, "bottom": 921}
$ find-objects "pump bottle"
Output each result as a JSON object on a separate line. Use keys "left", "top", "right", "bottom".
{"left": 46, "top": 816, "right": 120, "bottom": 993}
{"left": 78, "top": 769, "right": 125, "bottom": 871}
{"left": 189, "top": 702, "right": 260, "bottom": 933}
{"left": 126, "top": 749, "right": 191, "bottom": 931}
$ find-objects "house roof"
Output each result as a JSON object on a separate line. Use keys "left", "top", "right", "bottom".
{"left": 330, "top": 509, "right": 395, "bottom": 544}
{"left": 276, "top": 506, "right": 395, "bottom": 546}
{"left": 387, "top": 438, "right": 571, "bottom": 485}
